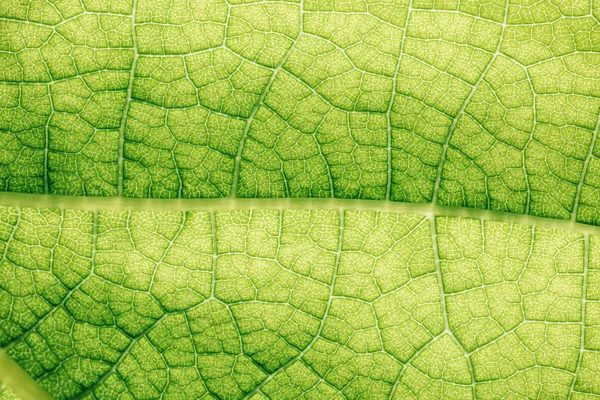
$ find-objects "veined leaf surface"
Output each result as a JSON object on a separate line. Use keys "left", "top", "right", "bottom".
{"left": 1, "top": 0, "right": 600, "bottom": 223}
{"left": 2, "top": 0, "right": 600, "bottom": 398}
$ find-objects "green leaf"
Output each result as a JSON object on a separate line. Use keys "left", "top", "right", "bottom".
{"left": 0, "top": 381, "right": 20, "bottom": 400}
{"left": 2, "top": 0, "right": 600, "bottom": 398}
{"left": 2, "top": 0, "right": 600, "bottom": 223}
{"left": 0, "top": 205, "right": 599, "bottom": 399}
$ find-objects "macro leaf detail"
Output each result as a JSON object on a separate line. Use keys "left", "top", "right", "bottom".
{"left": 2, "top": 0, "right": 600, "bottom": 223}
{"left": 0, "top": 207, "right": 598, "bottom": 399}
{"left": 2, "top": 0, "right": 600, "bottom": 398}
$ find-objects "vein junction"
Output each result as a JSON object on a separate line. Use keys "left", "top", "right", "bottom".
{"left": 0, "top": 204, "right": 598, "bottom": 399}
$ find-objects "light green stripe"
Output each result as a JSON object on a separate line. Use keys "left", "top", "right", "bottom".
{"left": 0, "top": 192, "right": 599, "bottom": 235}
{"left": 0, "top": 351, "right": 52, "bottom": 400}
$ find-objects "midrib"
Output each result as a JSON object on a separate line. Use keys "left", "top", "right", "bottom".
{"left": 0, "top": 350, "right": 53, "bottom": 400}
{"left": 1, "top": 192, "right": 599, "bottom": 235}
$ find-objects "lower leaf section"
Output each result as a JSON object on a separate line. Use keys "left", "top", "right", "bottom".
{"left": 0, "top": 207, "right": 598, "bottom": 399}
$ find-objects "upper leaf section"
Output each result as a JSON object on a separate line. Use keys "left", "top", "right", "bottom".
{"left": 2, "top": 0, "right": 600, "bottom": 224}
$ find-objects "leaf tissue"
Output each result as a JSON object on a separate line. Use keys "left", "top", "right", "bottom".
{"left": 1, "top": 0, "right": 600, "bottom": 398}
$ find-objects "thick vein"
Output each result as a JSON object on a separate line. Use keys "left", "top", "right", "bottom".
{"left": 69, "top": 293, "right": 219, "bottom": 400}
{"left": 146, "top": 211, "right": 187, "bottom": 306}
{"left": 431, "top": 2, "right": 509, "bottom": 205}
{"left": 71, "top": 313, "right": 169, "bottom": 400}
{"left": 1, "top": 211, "right": 97, "bottom": 352}
{"left": 117, "top": 0, "right": 139, "bottom": 197}
{"left": 568, "top": 233, "right": 589, "bottom": 399}
{"left": 0, "top": 350, "right": 52, "bottom": 400}
{"left": 210, "top": 211, "right": 218, "bottom": 298}
{"left": 0, "top": 203, "right": 596, "bottom": 399}
{"left": 311, "top": 108, "right": 335, "bottom": 197}
{"left": 43, "top": 87, "right": 54, "bottom": 195}
{"left": 3, "top": 193, "right": 600, "bottom": 235}
{"left": 0, "top": 208, "right": 20, "bottom": 267}
{"left": 522, "top": 66, "right": 537, "bottom": 215}
{"left": 388, "top": 331, "right": 445, "bottom": 398}
{"left": 572, "top": 111, "right": 600, "bottom": 221}
{"left": 385, "top": 0, "right": 414, "bottom": 201}
{"left": 229, "top": 2, "right": 304, "bottom": 199}
{"left": 241, "top": 210, "right": 344, "bottom": 399}
{"left": 428, "top": 214, "right": 477, "bottom": 398}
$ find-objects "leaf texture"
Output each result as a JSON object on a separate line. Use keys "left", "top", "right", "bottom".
{"left": 2, "top": 0, "right": 600, "bottom": 224}
{"left": 0, "top": 206, "right": 598, "bottom": 399}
